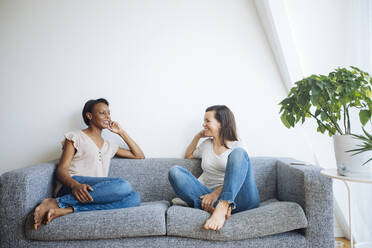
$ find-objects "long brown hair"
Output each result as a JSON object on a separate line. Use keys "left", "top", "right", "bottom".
{"left": 206, "top": 105, "right": 238, "bottom": 148}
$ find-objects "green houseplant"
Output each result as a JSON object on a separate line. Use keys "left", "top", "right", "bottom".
{"left": 279, "top": 66, "right": 372, "bottom": 176}
{"left": 279, "top": 66, "right": 371, "bottom": 136}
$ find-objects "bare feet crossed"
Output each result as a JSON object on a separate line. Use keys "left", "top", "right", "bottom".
{"left": 45, "top": 207, "right": 73, "bottom": 225}
{"left": 33, "top": 198, "right": 72, "bottom": 230}
{"left": 204, "top": 200, "right": 231, "bottom": 231}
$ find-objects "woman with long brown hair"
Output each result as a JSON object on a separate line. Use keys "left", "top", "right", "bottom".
{"left": 168, "top": 105, "right": 260, "bottom": 231}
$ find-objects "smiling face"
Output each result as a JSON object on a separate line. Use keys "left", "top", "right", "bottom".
{"left": 203, "top": 111, "right": 221, "bottom": 138}
{"left": 86, "top": 102, "right": 111, "bottom": 129}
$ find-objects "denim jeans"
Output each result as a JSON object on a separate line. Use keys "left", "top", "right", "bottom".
{"left": 56, "top": 176, "right": 141, "bottom": 212}
{"left": 168, "top": 148, "right": 260, "bottom": 213}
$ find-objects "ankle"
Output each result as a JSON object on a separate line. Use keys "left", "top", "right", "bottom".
{"left": 217, "top": 200, "right": 230, "bottom": 209}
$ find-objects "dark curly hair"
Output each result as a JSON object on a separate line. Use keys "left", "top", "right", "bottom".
{"left": 82, "top": 98, "right": 109, "bottom": 126}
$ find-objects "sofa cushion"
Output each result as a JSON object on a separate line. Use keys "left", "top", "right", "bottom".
{"left": 166, "top": 199, "right": 307, "bottom": 241}
{"left": 25, "top": 201, "right": 169, "bottom": 241}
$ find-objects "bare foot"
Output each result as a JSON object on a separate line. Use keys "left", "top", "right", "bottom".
{"left": 33, "top": 198, "right": 59, "bottom": 230}
{"left": 45, "top": 207, "right": 73, "bottom": 225}
{"left": 204, "top": 201, "right": 230, "bottom": 231}
{"left": 206, "top": 206, "right": 231, "bottom": 216}
{"left": 226, "top": 206, "right": 232, "bottom": 219}
{"left": 206, "top": 207, "right": 214, "bottom": 214}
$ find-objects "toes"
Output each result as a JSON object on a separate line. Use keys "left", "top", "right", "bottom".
{"left": 204, "top": 219, "right": 213, "bottom": 230}
{"left": 207, "top": 219, "right": 224, "bottom": 231}
{"left": 204, "top": 215, "right": 226, "bottom": 231}
{"left": 203, "top": 220, "right": 210, "bottom": 230}
{"left": 204, "top": 220, "right": 217, "bottom": 231}
{"left": 34, "top": 208, "right": 40, "bottom": 220}
{"left": 34, "top": 216, "right": 41, "bottom": 230}
{"left": 45, "top": 211, "right": 52, "bottom": 225}
{"left": 204, "top": 219, "right": 214, "bottom": 230}
{"left": 34, "top": 209, "right": 42, "bottom": 229}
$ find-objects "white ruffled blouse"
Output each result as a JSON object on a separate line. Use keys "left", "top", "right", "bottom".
{"left": 55, "top": 130, "right": 119, "bottom": 194}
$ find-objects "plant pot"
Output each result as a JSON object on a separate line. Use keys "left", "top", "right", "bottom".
{"left": 333, "top": 135, "right": 372, "bottom": 178}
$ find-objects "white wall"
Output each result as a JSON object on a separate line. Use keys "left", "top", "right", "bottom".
{"left": 0, "top": 0, "right": 315, "bottom": 175}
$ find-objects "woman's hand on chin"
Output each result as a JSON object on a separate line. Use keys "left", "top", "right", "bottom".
{"left": 108, "top": 121, "right": 123, "bottom": 134}
{"left": 197, "top": 130, "right": 210, "bottom": 139}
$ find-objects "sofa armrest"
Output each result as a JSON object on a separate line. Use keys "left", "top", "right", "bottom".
{"left": 0, "top": 161, "right": 57, "bottom": 247}
{"left": 276, "top": 159, "right": 334, "bottom": 248}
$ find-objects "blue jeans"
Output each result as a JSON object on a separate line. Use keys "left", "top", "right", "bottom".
{"left": 168, "top": 148, "right": 260, "bottom": 213}
{"left": 56, "top": 176, "right": 141, "bottom": 212}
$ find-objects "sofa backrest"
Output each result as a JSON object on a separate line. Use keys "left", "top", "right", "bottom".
{"left": 108, "top": 157, "right": 277, "bottom": 202}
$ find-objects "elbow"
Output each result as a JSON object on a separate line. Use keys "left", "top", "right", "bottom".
{"left": 185, "top": 154, "right": 193, "bottom": 159}
{"left": 136, "top": 153, "right": 145, "bottom": 159}
{"left": 56, "top": 166, "right": 64, "bottom": 180}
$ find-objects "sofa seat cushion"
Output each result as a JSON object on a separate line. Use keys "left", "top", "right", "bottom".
{"left": 166, "top": 199, "right": 307, "bottom": 241}
{"left": 25, "top": 201, "right": 169, "bottom": 241}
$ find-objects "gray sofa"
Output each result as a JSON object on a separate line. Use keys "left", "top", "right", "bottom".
{"left": 0, "top": 157, "right": 334, "bottom": 248}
